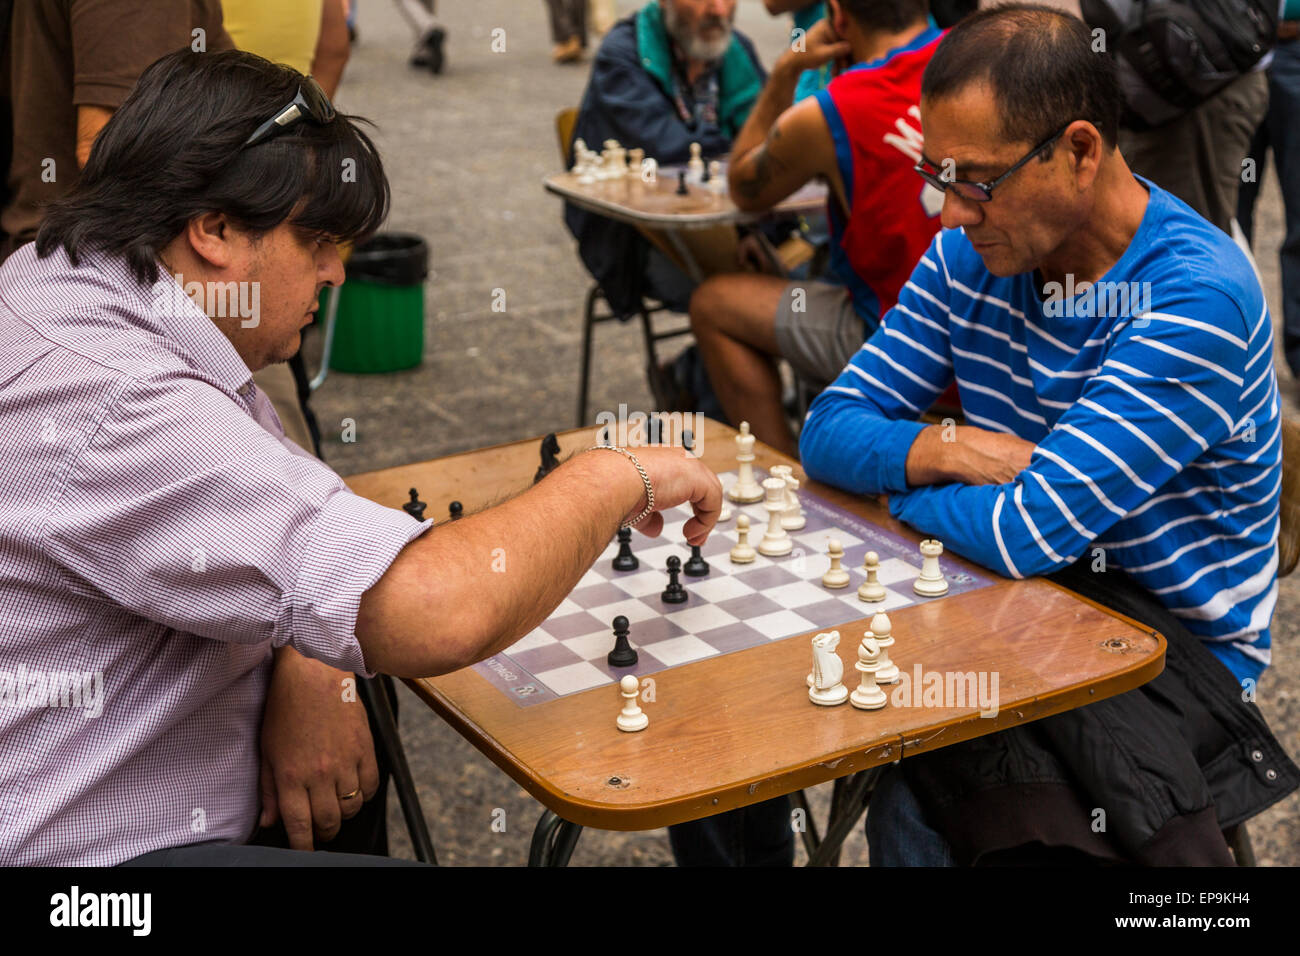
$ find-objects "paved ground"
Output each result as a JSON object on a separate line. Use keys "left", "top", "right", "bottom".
{"left": 301, "top": 0, "right": 1298, "bottom": 866}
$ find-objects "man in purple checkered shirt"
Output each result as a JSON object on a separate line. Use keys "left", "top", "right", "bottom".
{"left": 0, "top": 49, "right": 721, "bottom": 866}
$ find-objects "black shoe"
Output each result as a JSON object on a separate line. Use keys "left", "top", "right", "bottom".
{"left": 410, "top": 26, "right": 446, "bottom": 74}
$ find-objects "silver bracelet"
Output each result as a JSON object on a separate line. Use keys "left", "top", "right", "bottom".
{"left": 585, "top": 443, "right": 655, "bottom": 530}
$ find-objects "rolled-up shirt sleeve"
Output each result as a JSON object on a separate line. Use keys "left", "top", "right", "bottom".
{"left": 42, "top": 371, "right": 426, "bottom": 675}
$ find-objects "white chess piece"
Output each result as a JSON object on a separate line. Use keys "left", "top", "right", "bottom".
{"left": 616, "top": 674, "right": 648, "bottom": 732}
{"left": 687, "top": 141, "right": 705, "bottom": 183}
{"left": 730, "top": 514, "right": 757, "bottom": 564}
{"left": 850, "top": 634, "right": 887, "bottom": 710}
{"left": 809, "top": 631, "right": 849, "bottom": 706}
{"left": 822, "top": 538, "right": 850, "bottom": 588}
{"left": 776, "top": 468, "right": 805, "bottom": 531}
{"left": 718, "top": 501, "right": 732, "bottom": 522}
{"left": 726, "top": 421, "right": 764, "bottom": 503}
{"left": 628, "top": 147, "right": 645, "bottom": 179}
{"left": 857, "top": 550, "right": 886, "bottom": 602}
{"left": 869, "top": 611, "right": 899, "bottom": 684}
{"left": 757, "top": 477, "right": 793, "bottom": 557}
{"left": 914, "top": 539, "right": 949, "bottom": 596}
{"left": 707, "top": 159, "right": 725, "bottom": 193}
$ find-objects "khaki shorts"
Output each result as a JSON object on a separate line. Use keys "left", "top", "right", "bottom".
{"left": 772, "top": 280, "right": 867, "bottom": 387}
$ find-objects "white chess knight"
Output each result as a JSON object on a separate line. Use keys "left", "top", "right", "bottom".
{"left": 850, "top": 634, "right": 887, "bottom": 710}
{"left": 822, "top": 538, "right": 850, "bottom": 588}
{"left": 769, "top": 464, "right": 805, "bottom": 531}
{"left": 730, "top": 514, "right": 757, "bottom": 564}
{"left": 869, "top": 611, "right": 899, "bottom": 684}
{"left": 757, "top": 477, "right": 793, "bottom": 556}
{"left": 809, "top": 631, "right": 849, "bottom": 706}
{"left": 858, "top": 550, "right": 886, "bottom": 602}
{"left": 914, "top": 539, "right": 949, "bottom": 596}
{"left": 616, "top": 674, "right": 648, "bottom": 732}
{"left": 726, "top": 421, "right": 764, "bottom": 503}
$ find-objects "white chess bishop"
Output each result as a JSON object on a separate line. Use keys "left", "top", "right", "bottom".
{"left": 808, "top": 631, "right": 848, "bottom": 706}
{"left": 914, "top": 539, "right": 949, "bottom": 596}
{"left": 850, "top": 634, "right": 887, "bottom": 710}
{"left": 727, "top": 421, "right": 764, "bottom": 503}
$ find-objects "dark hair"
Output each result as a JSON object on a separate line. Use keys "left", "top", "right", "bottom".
{"left": 36, "top": 49, "right": 390, "bottom": 284}
{"left": 920, "top": 3, "right": 1121, "bottom": 149}
{"left": 836, "top": 0, "right": 930, "bottom": 34}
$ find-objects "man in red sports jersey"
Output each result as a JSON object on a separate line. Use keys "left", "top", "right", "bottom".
{"left": 689, "top": 0, "right": 944, "bottom": 456}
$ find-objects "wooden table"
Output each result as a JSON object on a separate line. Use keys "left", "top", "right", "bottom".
{"left": 544, "top": 167, "right": 827, "bottom": 282}
{"left": 345, "top": 418, "right": 1166, "bottom": 865}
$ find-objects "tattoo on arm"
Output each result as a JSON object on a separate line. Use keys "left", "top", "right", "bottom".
{"left": 734, "top": 125, "right": 789, "bottom": 202}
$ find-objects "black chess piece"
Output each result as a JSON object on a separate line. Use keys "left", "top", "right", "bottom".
{"left": 533, "top": 433, "right": 561, "bottom": 484}
{"left": 661, "top": 555, "right": 688, "bottom": 604}
{"left": 683, "top": 544, "right": 710, "bottom": 577}
{"left": 607, "top": 615, "right": 638, "bottom": 667}
{"left": 612, "top": 527, "right": 639, "bottom": 572}
{"left": 682, "top": 428, "right": 694, "bottom": 454}
{"left": 402, "top": 488, "right": 427, "bottom": 522}
{"left": 701, "top": 160, "right": 711, "bottom": 184}
{"left": 449, "top": 500, "right": 464, "bottom": 521}
{"left": 676, "top": 169, "right": 688, "bottom": 195}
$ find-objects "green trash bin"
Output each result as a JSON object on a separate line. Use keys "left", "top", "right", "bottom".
{"left": 327, "top": 233, "right": 429, "bottom": 373}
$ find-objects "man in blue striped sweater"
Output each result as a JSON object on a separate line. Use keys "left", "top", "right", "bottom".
{"left": 800, "top": 4, "right": 1297, "bottom": 864}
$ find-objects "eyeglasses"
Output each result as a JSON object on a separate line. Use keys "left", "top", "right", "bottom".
{"left": 240, "top": 78, "right": 337, "bottom": 150}
{"left": 913, "top": 123, "right": 1071, "bottom": 203}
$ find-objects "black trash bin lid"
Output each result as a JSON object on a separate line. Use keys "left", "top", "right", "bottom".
{"left": 345, "top": 232, "right": 429, "bottom": 285}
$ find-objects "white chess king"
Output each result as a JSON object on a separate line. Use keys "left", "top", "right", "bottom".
{"left": 727, "top": 421, "right": 764, "bottom": 503}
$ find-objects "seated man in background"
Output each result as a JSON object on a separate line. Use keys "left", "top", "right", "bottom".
{"left": 564, "top": 0, "right": 766, "bottom": 317}
{"left": 0, "top": 48, "right": 721, "bottom": 866}
{"left": 800, "top": 4, "right": 1297, "bottom": 864}
{"left": 691, "top": 0, "right": 944, "bottom": 456}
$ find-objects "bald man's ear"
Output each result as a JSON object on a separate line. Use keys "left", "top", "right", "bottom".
{"left": 1065, "top": 120, "right": 1104, "bottom": 192}
{"left": 185, "top": 212, "right": 237, "bottom": 270}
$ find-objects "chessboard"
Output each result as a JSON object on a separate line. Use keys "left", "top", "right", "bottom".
{"left": 474, "top": 468, "right": 997, "bottom": 707}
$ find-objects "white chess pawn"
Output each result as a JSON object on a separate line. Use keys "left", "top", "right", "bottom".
{"left": 726, "top": 421, "right": 764, "bottom": 503}
{"left": 757, "top": 477, "right": 793, "bottom": 557}
{"left": 730, "top": 514, "right": 757, "bottom": 564}
{"left": 628, "top": 147, "right": 645, "bottom": 179}
{"left": 707, "top": 159, "right": 725, "bottom": 193}
{"left": 616, "top": 674, "right": 648, "bottom": 732}
{"left": 822, "top": 538, "right": 850, "bottom": 588}
{"left": 687, "top": 141, "right": 705, "bottom": 183}
{"left": 809, "top": 631, "right": 848, "bottom": 706}
{"left": 858, "top": 550, "right": 886, "bottom": 602}
{"left": 869, "top": 611, "right": 899, "bottom": 684}
{"left": 850, "top": 634, "right": 888, "bottom": 710}
{"left": 914, "top": 538, "right": 949, "bottom": 596}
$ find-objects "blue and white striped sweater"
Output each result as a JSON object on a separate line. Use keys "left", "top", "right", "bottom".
{"left": 799, "top": 182, "right": 1281, "bottom": 685}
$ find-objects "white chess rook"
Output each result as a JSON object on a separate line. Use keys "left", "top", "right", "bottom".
{"left": 809, "top": 631, "right": 848, "bottom": 706}
{"left": 858, "top": 550, "right": 886, "bottom": 602}
{"left": 616, "top": 674, "right": 648, "bottom": 732}
{"left": 850, "top": 634, "right": 887, "bottom": 710}
{"left": 757, "top": 477, "right": 793, "bottom": 557}
{"left": 727, "top": 421, "right": 764, "bottom": 503}
{"left": 914, "top": 539, "right": 949, "bottom": 596}
{"left": 869, "top": 611, "right": 899, "bottom": 684}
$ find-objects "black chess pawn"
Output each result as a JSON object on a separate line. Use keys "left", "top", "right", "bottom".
{"left": 448, "top": 500, "right": 464, "bottom": 521}
{"left": 683, "top": 544, "right": 710, "bottom": 577}
{"left": 607, "top": 615, "right": 638, "bottom": 667}
{"left": 676, "top": 169, "right": 688, "bottom": 195}
{"left": 701, "top": 161, "right": 711, "bottom": 184}
{"left": 402, "top": 488, "right": 427, "bottom": 522}
{"left": 681, "top": 428, "right": 694, "bottom": 453}
{"left": 661, "top": 555, "right": 688, "bottom": 604}
{"left": 612, "top": 527, "right": 639, "bottom": 572}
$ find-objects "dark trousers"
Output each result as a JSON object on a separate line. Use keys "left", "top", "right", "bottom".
{"left": 544, "top": 0, "right": 587, "bottom": 45}
{"left": 1239, "top": 38, "right": 1300, "bottom": 378}
{"left": 667, "top": 795, "right": 795, "bottom": 867}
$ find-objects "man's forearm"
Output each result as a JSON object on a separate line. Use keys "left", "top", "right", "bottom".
{"left": 356, "top": 450, "right": 653, "bottom": 677}
{"left": 729, "top": 60, "right": 802, "bottom": 168}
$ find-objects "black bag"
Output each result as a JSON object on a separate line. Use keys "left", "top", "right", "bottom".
{"left": 1081, "top": 0, "right": 1278, "bottom": 128}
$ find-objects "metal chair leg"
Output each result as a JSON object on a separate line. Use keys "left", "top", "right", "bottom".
{"left": 791, "top": 789, "right": 822, "bottom": 859}
{"left": 1224, "top": 822, "right": 1256, "bottom": 867}
{"left": 308, "top": 282, "right": 342, "bottom": 393}
{"left": 807, "top": 766, "right": 883, "bottom": 867}
{"left": 576, "top": 284, "right": 604, "bottom": 427}
{"left": 358, "top": 676, "right": 437, "bottom": 865}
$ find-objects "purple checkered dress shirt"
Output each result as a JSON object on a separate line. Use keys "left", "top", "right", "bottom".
{"left": 0, "top": 244, "right": 427, "bottom": 865}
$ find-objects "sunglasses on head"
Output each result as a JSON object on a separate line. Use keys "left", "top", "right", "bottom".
{"left": 240, "top": 77, "right": 337, "bottom": 150}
